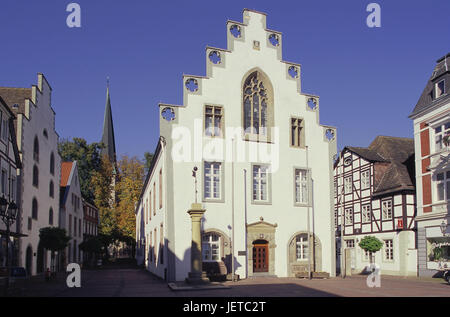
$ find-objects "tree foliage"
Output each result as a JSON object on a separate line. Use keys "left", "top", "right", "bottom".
{"left": 91, "top": 155, "right": 116, "bottom": 236}
{"left": 39, "top": 227, "right": 71, "bottom": 252}
{"left": 358, "top": 236, "right": 383, "bottom": 253}
{"left": 58, "top": 138, "right": 103, "bottom": 203}
{"left": 115, "top": 155, "right": 145, "bottom": 239}
{"left": 79, "top": 236, "right": 104, "bottom": 254}
{"left": 144, "top": 152, "right": 154, "bottom": 175}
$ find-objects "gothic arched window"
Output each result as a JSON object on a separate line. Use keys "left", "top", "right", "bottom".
{"left": 242, "top": 71, "right": 273, "bottom": 140}
{"left": 32, "top": 198, "right": 38, "bottom": 220}
{"left": 49, "top": 180, "right": 54, "bottom": 198}
{"left": 32, "top": 165, "right": 39, "bottom": 188}
{"left": 50, "top": 152, "right": 55, "bottom": 175}
{"left": 33, "top": 136, "right": 39, "bottom": 162}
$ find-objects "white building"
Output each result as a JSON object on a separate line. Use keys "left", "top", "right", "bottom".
{"left": 334, "top": 136, "right": 417, "bottom": 276}
{"left": 0, "top": 73, "right": 61, "bottom": 276}
{"left": 59, "top": 161, "right": 83, "bottom": 267}
{"left": 0, "top": 96, "right": 22, "bottom": 269}
{"left": 136, "top": 9, "right": 337, "bottom": 282}
{"left": 409, "top": 53, "right": 450, "bottom": 277}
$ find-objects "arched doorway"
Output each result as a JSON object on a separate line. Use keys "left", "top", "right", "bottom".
{"left": 25, "top": 246, "right": 33, "bottom": 276}
{"left": 252, "top": 240, "right": 269, "bottom": 273}
{"left": 287, "top": 232, "right": 322, "bottom": 277}
{"left": 37, "top": 242, "right": 46, "bottom": 273}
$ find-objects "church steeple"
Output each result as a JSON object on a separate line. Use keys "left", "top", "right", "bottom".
{"left": 100, "top": 78, "right": 117, "bottom": 164}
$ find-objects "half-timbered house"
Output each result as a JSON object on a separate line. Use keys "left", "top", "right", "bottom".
{"left": 334, "top": 136, "right": 417, "bottom": 276}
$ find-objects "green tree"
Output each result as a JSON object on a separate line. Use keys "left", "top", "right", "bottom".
{"left": 359, "top": 236, "right": 383, "bottom": 265}
{"left": 143, "top": 152, "right": 154, "bottom": 175}
{"left": 39, "top": 227, "right": 71, "bottom": 272}
{"left": 58, "top": 138, "right": 103, "bottom": 203}
{"left": 116, "top": 155, "right": 145, "bottom": 239}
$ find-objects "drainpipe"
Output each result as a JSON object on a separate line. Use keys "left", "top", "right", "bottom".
{"left": 231, "top": 137, "right": 235, "bottom": 282}
{"left": 244, "top": 169, "right": 248, "bottom": 279}
{"left": 306, "top": 146, "right": 311, "bottom": 280}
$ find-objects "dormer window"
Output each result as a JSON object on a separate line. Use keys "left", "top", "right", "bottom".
{"left": 434, "top": 122, "right": 450, "bottom": 152}
{"left": 436, "top": 79, "right": 445, "bottom": 99}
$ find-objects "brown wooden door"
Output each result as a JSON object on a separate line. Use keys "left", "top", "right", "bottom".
{"left": 253, "top": 244, "right": 269, "bottom": 273}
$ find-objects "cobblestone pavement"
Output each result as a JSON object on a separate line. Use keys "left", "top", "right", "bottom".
{"left": 6, "top": 267, "right": 450, "bottom": 297}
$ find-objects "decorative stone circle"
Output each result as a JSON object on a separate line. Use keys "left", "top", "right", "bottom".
{"left": 185, "top": 78, "right": 199, "bottom": 92}
{"left": 161, "top": 107, "right": 175, "bottom": 122}
{"left": 230, "top": 24, "right": 241, "bottom": 38}
{"left": 269, "top": 33, "right": 280, "bottom": 46}
{"left": 288, "top": 66, "right": 299, "bottom": 78}
{"left": 208, "top": 51, "right": 221, "bottom": 64}
{"left": 307, "top": 98, "right": 317, "bottom": 110}
{"left": 325, "top": 129, "right": 335, "bottom": 141}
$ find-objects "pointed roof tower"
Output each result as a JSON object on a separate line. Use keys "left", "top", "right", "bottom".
{"left": 100, "top": 78, "right": 117, "bottom": 164}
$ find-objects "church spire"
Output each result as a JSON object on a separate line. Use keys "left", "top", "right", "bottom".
{"left": 101, "top": 77, "right": 117, "bottom": 164}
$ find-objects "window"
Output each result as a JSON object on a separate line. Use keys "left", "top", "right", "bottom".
{"left": 28, "top": 217, "right": 32, "bottom": 230}
{"left": 364, "top": 250, "right": 372, "bottom": 262}
{"left": 253, "top": 165, "right": 269, "bottom": 202}
{"left": 49, "top": 181, "right": 54, "bottom": 198}
{"left": 49, "top": 208, "right": 54, "bottom": 225}
{"left": 32, "top": 198, "right": 38, "bottom": 220}
{"left": 33, "top": 136, "right": 39, "bottom": 162}
{"left": 160, "top": 223, "right": 164, "bottom": 264}
{"left": 344, "top": 177, "right": 352, "bottom": 194}
{"left": 74, "top": 217, "right": 77, "bottom": 237}
{"left": 295, "top": 234, "right": 309, "bottom": 261}
{"left": 362, "top": 204, "right": 372, "bottom": 223}
{"left": 79, "top": 218, "right": 81, "bottom": 237}
{"left": 243, "top": 71, "right": 271, "bottom": 138}
{"left": 159, "top": 169, "right": 163, "bottom": 209}
{"left": 436, "top": 171, "right": 450, "bottom": 201}
{"left": 1, "top": 169, "right": 7, "bottom": 195}
{"left": 69, "top": 215, "right": 72, "bottom": 236}
{"left": 204, "top": 162, "right": 221, "bottom": 200}
{"left": 435, "top": 79, "right": 445, "bottom": 99}
{"left": 291, "top": 118, "right": 304, "bottom": 147}
{"left": 384, "top": 239, "right": 394, "bottom": 261}
{"left": 334, "top": 181, "right": 337, "bottom": 198}
{"left": 32, "top": 165, "right": 39, "bottom": 188}
{"left": 345, "top": 208, "right": 353, "bottom": 225}
{"left": 43, "top": 129, "right": 48, "bottom": 139}
{"left": 382, "top": 200, "right": 393, "bottom": 220}
{"left": 153, "top": 228, "right": 157, "bottom": 262}
{"left": 50, "top": 153, "right": 55, "bottom": 175}
{"left": 361, "top": 170, "right": 370, "bottom": 190}
{"left": 149, "top": 234, "right": 152, "bottom": 262}
{"left": 149, "top": 192, "right": 152, "bottom": 221}
{"left": 346, "top": 239, "right": 355, "bottom": 248}
{"left": 1, "top": 117, "right": 8, "bottom": 143}
{"left": 10, "top": 176, "right": 16, "bottom": 202}
{"left": 294, "top": 169, "right": 308, "bottom": 204}
{"left": 202, "top": 233, "right": 220, "bottom": 261}
{"left": 153, "top": 183, "right": 156, "bottom": 216}
{"left": 205, "top": 106, "right": 223, "bottom": 137}
{"left": 434, "top": 122, "right": 450, "bottom": 152}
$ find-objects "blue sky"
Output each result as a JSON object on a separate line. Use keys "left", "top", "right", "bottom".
{"left": 0, "top": 0, "right": 449, "bottom": 160}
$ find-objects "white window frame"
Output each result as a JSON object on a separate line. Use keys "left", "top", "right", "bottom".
{"left": 295, "top": 234, "right": 309, "bottom": 261}
{"left": 345, "top": 239, "right": 355, "bottom": 248}
{"left": 344, "top": 176, "right": 352, "bottom": 194}
{"left": 294, "top": 168, "right": 308, "bottom": 205}
{"left": 205, "top": 105, "right": 223, "bottom": 137}
{"left": 361, "top": 170, "right": 370, "bottom": 190}
{"left": 345, "top": 208, "right": 353, "bottom": 225}
{"left": 202, "top": 233, "right": 221, "bottom": 262}
{"left": 362, "top": 204, "right": 371, "bottom": 223}
{"left": 384, "top": 239, "right": 394, "bottom": 261}
{"left": 203, "top": 162, "right": 222, "bottom": 201}
{"left": 434, "top": 122, "right": 450, "bottom": 153}
{"left": 435, "top": 171, "right": 450, "bottom": 202}
{"left": 382, "top": 199, "right": 393, "bottom": 220}
{"left": 252, "top": 164, "right": 270, "bottom": 203}
{"left": 435, "top": 79, "right": 445, "bottom": 99}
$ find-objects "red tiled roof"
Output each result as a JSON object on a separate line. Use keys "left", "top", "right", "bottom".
{"left": 60, "top": 161, "right": 73, "bottom": 187}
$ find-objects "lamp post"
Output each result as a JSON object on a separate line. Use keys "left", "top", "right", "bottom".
{"left": 440, "top": 221, "right": 449, "bottom": 237}
{"left": 0, "top": 196, "right": 18, "bottom": 296}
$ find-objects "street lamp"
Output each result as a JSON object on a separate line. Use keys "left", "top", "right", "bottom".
{"left": 440, "top": 221, "right": 449, "bottom": 237}
{"left": 0, "top": 196, "right": 18, "bottom": 296}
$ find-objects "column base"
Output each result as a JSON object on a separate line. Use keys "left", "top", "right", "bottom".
{"left": 185, "top": 272, "right": 210, "bottom": 284}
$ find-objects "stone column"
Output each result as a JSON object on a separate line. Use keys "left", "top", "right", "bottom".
{"left": 186, "top": 203, "right": 209, "bottom": 284}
